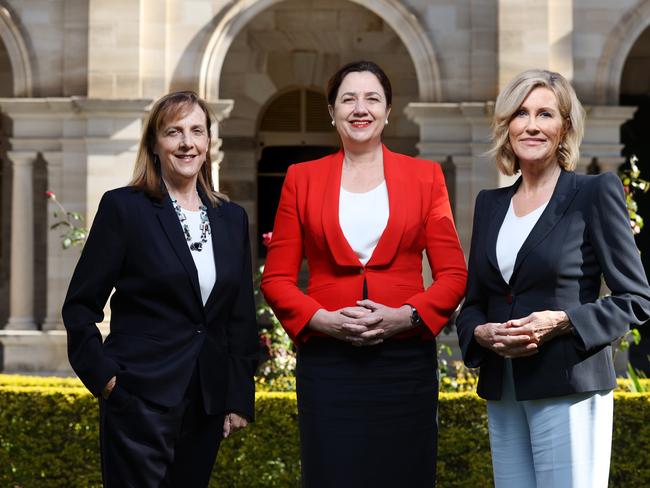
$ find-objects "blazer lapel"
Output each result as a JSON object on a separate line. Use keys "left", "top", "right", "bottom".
{"left": 321, "top": 150, "right": 364, "bottom": 267}
{"left": 366, "top": 145, "right": 407, "bottom": 267}
{"left": 485, "top": 179, "right": 520, "bottom": 279}
{"left": 203, "top": 201, "right": 226, "bottom": 311}
{"left": 155, "top": 196, "right": 203, "bottom": 306}
{"left": 510, "top": 170, "right": 578, "bottom": 283}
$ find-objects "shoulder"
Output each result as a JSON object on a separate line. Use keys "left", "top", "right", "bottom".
{"left": 98, "top": 186, "right": 148, "bottom": 212}
{"left": 478, "top": 185, "right": 510, "bottom": 202}
{"left": 388, "top": 151, "right": 445, "bottom": 183}
{"left": 216, "top": 199, "right": 249, "bottom": 224}
{"left": 574, "top": 171, "right": 623, "bottom": 196}
{"left": 103, "top": 186, "right": 149, "bottom": 201}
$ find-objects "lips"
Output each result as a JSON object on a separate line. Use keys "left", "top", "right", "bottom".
{"left": 519, "top": 138, "right": 546, "bottom": 146}
{"left": 349, "top": 120, "right": 372, "bottom": 128}
{"left": 175, "top": 154, "right": 197, "bottom": 161}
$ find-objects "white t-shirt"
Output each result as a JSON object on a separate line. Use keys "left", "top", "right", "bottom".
{"left": 183, "top": 209, "right": 216, "bottom": 305}
{"left": 339, "top": 181, "right": 390, "bottom": 266}
{"left": 496, "top": 199, "right": 548, "bottom": 283}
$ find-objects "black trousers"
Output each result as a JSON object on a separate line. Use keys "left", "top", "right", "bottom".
{"left": 99, "top": 369, "right": 224, "bottom": 487}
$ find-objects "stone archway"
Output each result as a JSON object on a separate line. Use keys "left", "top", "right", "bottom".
{"left": 0, "top": 5, "right": 33, "bottom": 97}
{"left": 199, "top": 0, "right": 441, "bottom": 102}
{"left": 595, "top": 0, "right": 650, "bottom": 105}
{"left": 215, "top": 0, "right": 424, "bottom": 260}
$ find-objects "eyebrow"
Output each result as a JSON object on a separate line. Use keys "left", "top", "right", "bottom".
{"left": 518, "top": 105, "right": 558, "bottom": 113}
{"left": 340, "top": 91, "right": 383, "bottom": 98}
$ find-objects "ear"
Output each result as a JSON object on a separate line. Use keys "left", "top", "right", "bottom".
{"left": 328, "top": 104, "right": 334, "bottom": 120}
{"left": 386, "top": 105, "right": 392, "bottom": 120}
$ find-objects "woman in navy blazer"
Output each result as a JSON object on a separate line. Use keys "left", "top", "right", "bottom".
{"left": 62, "top": 91, "right": 258, "bottom": 487}
{"left": 456, "top": 70, "right": 650, "bottom": 487}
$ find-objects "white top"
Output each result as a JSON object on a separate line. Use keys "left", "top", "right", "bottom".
{"left": 339, "top": 181, "right": 389, "bottom": 265}
{"left": 496, "top": 199, "right": 548, "bottom": 283}
{"left": 183, "top": 209, "right": 216, "bottom": 305}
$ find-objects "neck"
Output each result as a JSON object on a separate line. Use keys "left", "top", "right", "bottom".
{"left": 163, "top": 176, "right": 200, "bottom": 208}
{"left": 519, "top": 160, "right": 561, "bottom": 195}
{"left": 342, "top": 142, "right": 383, "bottom": 168}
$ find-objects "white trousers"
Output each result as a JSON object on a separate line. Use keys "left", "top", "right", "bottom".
{"left": 487, "top": 360, "right": 614, "bottom": 488}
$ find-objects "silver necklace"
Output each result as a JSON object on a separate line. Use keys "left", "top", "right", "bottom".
{"left": 171, "top": 197, "right": 211, "bottom": 252}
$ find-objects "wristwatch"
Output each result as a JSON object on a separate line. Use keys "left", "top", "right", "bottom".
{"left": 409, "top": 306, "right": 423, "bottom": 328}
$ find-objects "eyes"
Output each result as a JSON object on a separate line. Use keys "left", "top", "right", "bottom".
{"left": 163, "top": 127, "right": 207, "bottom": 137}
{"left": 514, "top": 109, "right": 555, "bottom": 119}
{"left": 340, "top": 95, "right": 382, "bottom": 104}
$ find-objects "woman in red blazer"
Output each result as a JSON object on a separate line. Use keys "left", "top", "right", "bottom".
{"left": 261, "top": 61, "right": 467, "bottom": 487}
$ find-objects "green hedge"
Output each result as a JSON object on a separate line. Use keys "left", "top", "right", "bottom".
{"left": 0, "top": 375, "right": 649, "bottom": 487}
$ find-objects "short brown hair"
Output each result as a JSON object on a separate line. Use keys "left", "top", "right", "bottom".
{"left": 129, "top": 91, "right": 228, "bottom": 206}
{"left": 326, "top": 60, "right": 392, "bottom": 107}
{"left": 488, "top": 69, "right": 585, "bottom": 176}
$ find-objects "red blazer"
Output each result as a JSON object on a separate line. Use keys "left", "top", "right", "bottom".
{"left": 261, "top": 145, "right": 467, "bottom": 342}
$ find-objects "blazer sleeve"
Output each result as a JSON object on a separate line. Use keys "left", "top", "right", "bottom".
{"left": 455, "top": 190, "right": 491, "bottom": 368}
{"left": 61, "top": 191, "right": 126, "bottom": 397}
{"left": 225, "top": 209, "right": 259, "bottom": 421}
{"left": 566, "top": 172, "right": 650, "bottom": 351}
{"left": 405, "top": 163, "right": 468, "bottom": 336}
{"left": 261, "top": 165, "right": 323, "bottom": 341}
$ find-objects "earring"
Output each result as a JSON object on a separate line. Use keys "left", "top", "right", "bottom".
{"left": 331, "top": 120, "right": 336, "bottom": 127}
{"left": 384, "top": 119, "right": 389, "bottom": 125}
{"left": 558, "top": 143, "right": 563, "bottom": 149}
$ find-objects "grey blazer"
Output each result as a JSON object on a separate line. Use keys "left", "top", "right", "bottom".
{"left": 456, "top": 170, "right": 650, "bottom": 401}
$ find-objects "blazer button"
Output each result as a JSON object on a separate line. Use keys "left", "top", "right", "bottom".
{"left": 359, "top": 268, "right": 364, "bottom": 275}
{"left": 196, "top": 328, "right": 203, "bottom": 334}
{"left": 506, "top": 293, "right": 513, "bottom": 304}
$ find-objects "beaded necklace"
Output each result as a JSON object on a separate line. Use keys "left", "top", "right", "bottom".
{"left": 171, "top": 197, "right": 211, "bottom": 252}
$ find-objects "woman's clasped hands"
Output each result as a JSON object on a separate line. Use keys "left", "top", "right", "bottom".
{"left": 308, "top": 300, "right": 414, "bottom": 346}
{"left": 474, "top": 310, "right": 571, "bottom": 358}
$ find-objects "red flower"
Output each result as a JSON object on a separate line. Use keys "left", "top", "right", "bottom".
{"left": 262, "top": 232, "right": 273, "bottom": 247}
{"left": 45, "top": 191, "right": 56, "bottom": 200}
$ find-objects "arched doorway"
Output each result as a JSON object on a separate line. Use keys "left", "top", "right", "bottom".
{"left": 256, "top": 88, "right": 338, "bottom": 256}
{"left": 217, "top": 0, "right": 421, "bottom": 261}
{"left": 620, "top": 25, "right": 650, "bottom": 373}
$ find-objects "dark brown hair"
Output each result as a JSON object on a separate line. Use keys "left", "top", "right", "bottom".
{"left": 326, "top": 60, "right": 392, "bottom": 107}
{"left": 129, "top": 90, "right": 228, "bottom": 206}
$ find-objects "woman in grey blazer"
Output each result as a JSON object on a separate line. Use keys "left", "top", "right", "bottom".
{"left": 456, "top": 70, "right": 650, "bottom": 487}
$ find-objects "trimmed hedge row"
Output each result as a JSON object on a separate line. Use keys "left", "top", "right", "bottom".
{"left": 0, "top": 376, "right": 649, "bottom": 487}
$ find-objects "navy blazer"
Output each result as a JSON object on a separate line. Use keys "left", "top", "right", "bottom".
{"left": 456, "top": 170, "right": 650, "bottom": 401}
{"left": 62, "top": 187, "right": 259, "bottom": 418}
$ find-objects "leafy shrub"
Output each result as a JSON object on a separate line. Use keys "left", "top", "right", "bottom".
{"left": 1, "top": 375, "right": 649, "bottom": 487}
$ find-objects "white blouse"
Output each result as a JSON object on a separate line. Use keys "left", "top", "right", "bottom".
{"left": 183, "top": 209, "right": 216, "bottom": 305}
{"left": 496, "top": 199, "right": 548, "bottom": 283}
{"left": 339, "top": 181, "right": 389, "bottom": 266}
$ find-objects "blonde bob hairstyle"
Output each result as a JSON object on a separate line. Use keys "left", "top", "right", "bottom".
{"left": 488, "top": 69, "right": 585, "bottom": 176}
{"left": 129, "top": 91, "right": 228, "bottom": 206}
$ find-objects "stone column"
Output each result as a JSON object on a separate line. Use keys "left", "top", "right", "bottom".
{"left": 207, "top": 99, "right": 234, "bottom": 191}
{"left": 42, "top": 152, "right": 65, "bottom": 331}
{"left": 498, "top": 0, "right": 574, "bottom": 89}
{"left": 405, "top": 102, "right": 507, "bottom": 254}
{"left": 5, "top": 151, "right": 37, "bottom": 330}
{"left": 581, "top": 105, "right": 637, "bottom": 174}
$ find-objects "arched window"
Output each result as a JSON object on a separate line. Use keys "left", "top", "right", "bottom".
{"left": 257, "top": 88, "right": 338, "bottom": 256}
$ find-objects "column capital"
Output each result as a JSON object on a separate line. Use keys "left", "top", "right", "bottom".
{"left": 207, "top": 99, "right": 234, "bottom": 123}
{"left": 6, "top": 150, "right": 37, "bottom": 166}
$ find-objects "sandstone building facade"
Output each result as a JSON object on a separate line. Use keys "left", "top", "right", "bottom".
{"left": 0, "top": 0, "right": 648, "bottom": 371}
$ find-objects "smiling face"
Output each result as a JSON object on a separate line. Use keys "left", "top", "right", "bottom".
{"left": 508, "top": 87, "right": 566, "bottom": 168}
{"left": 328, "top": 71, "right": 391, "bottom": 148}
{"left": 155, "top": 103, "right": 209, "bottom": 188}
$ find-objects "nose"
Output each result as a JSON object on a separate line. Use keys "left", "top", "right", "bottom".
{"left": 525, "top": 116, "right": 539, "bottom": 133}
{"left": 179, "top": 130, "right": 195, "bottom": 149}
{"left": 353, "top": 99, "right": 368, "bottom": 115}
